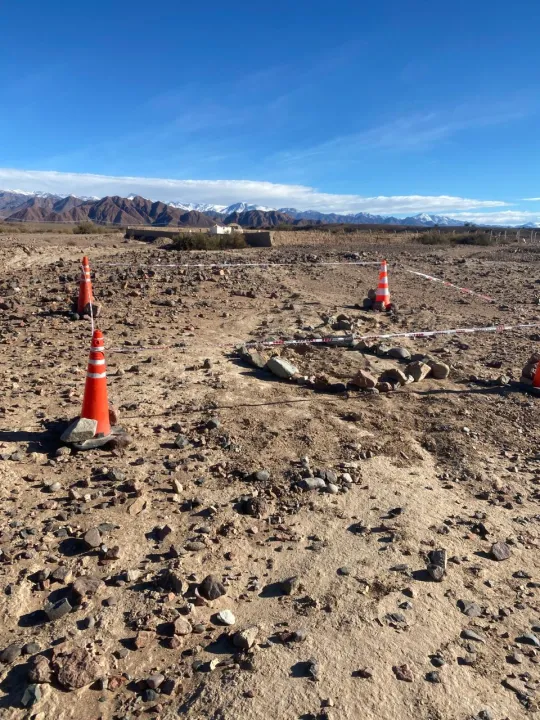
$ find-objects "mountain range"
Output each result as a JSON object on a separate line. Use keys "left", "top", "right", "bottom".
{"left": 0, "top": 189, "right": 469, "bottom": 228}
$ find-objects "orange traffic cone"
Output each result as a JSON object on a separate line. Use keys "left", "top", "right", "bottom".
{"left": 78, "top": 256, "right": 94, "bottom": 314}
{"left": 81, "top": 329, "right": 111, "bottom": 436}
{"left": 374, "top": 259, "right": 390, "bottom": 309}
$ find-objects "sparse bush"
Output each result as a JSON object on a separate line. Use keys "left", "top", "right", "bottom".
{"left": 171, "top": 232, "right": 247, "bottom": 250}
{"left": 417, "top": 230, "right": 497, "bottom": 246}
{"left": 417, "top": 231, "right": 451, "bottom": 245}
{"left": 73, "top": 222, "right": 101, "bottom": 234}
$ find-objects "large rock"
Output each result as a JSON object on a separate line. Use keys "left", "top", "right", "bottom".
{"left": 379, "top": 368, "right": 408, "bottom": 386}
{"left": 60, "top": 417, "right": 97, "bottom": 444}
{"left": 349, "top": 369, "right": 377, "bottom": 389}
{"left": 54, "top": 648, "right": 107, "bottom": 690}
{"left": 266, "top": 356, "right": 298, "bottom": 380}
{"left": 405, "top": 361, "right": 431, "bottom": 382}
{"left": 240, "top": 347, "right": 268, "bottom": 369}
{"left": 426, "top": 359, "right": 450, "bottom": 380}
{"left": 388, "top": 347, "right": 411, "bottom": 360}
{"left": 72, "top": 576, "right": 105, "bottom": 604}
{"left": 233, "top": 626, "right": 259, "bottom": 650}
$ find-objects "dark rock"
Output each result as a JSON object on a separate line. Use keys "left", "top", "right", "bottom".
{"left": 0, "top": 643, "right": 22, "bottom": 663}
{"left": 491, "top": 541, "right": 511, "bottom": 561}
{"left": 199, "top": 574, "right": 226, "bottom": 600}
{"left": 45, "top": 598, "right": 72, "bottom": 621}
{"left": 392, "top": 664, "right": 413, "bottom": 682}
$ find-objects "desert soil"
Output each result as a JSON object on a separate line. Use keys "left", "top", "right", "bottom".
{"left": 0, "top": 231, "right": 539, "bottom": 720}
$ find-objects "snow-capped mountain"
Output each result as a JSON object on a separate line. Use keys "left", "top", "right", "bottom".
{"left": 168, "top": 202, "right": 228, "bottom": 213}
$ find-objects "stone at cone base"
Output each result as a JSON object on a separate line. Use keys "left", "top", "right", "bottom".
{"left": 61, "top": 417, "right": 97, "bottom": 444}
{"left": 109, "top": 404, "right": 120, "bottom": 425}
{"left": 81, "top": 302, "right": 101, "bottom": 317}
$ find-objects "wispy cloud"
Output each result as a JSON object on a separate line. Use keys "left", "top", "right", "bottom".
{"left": 522, "top": 197, "right": 540, "bottom": 201}
{"left": 0, "top": 167, "right": 508, "bottom": 214}
{"left": 448, "top": 210, "right": 540, "bottom": 225}
{"left": 273, "top": 102, "right": 529, "bottom": 167}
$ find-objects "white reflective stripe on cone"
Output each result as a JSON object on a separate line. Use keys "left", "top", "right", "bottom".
{"left": 88, "top": 358, "right": 105, "bottom": 365}
{"left": 86, "top": 372, "right": 107, "bottom": 379}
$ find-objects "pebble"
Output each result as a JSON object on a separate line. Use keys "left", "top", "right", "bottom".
{"left": 461, "top": 629, "right": 486, "bottom": 643}
{"left": 146, "top": 673, "right": 165, "bottom": 689}
{"left": 425, "top": 671, "right": 441, "bottom": 683}
{"left": 517, "top": 633, "right": 540, "bottom": 647}
{"left": 392, "top": 664, "right": 414, "bottom": 682}
{"left": 491, "top": 541, "right": 511, "bottom": 561}
{"left": 83, "top": 527, "right": 101, "bottom": 549}
{"left": 199, "top": 574, "right": 226, "bottom": 600}
{"left": 281, "top": 576, "right": 299, "bottom": 595}
{"left": 174, "top": 434, "right": 190, "bottom": 449}
{"left": 0, "top": 644, "right": 22, "bottom": 663}
{"left": 233, "top": 626, "right": 259, "bottom": 650}
{"left": 45, "top": 597, "right": 72, "bottom": 621}
{"left": 142, "top": 688, "right": 159, "bottom": 702}
{"left": 21, "top": 684, "right": 41, "bottom": 708}
{"left": 458, "top": 600, "right": 482, "bottom": 617}
{"left": 252, "top": 470, "right": 270, "bottom": 482}
{"left": 216, "top": 610, "right": 236, "bottom": 626}
{"left": 22, "top": 642, "right": 40, "bottom": 656}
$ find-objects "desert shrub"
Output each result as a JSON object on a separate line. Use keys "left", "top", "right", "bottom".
{"left": 454, "top": 232, "right": 496, "bottom": 246}
{"left": 171, "top": 232, "right": 247, "bottom": 250}
{"left": 417, "top": 231, "right": 451, "bottom": 245}
{"left": 73, "top": 222, "right": 119, "bottom": 235}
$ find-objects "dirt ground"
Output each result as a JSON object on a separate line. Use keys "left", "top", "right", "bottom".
{"left": 0, "top": 231, "right": 539, "bottom": 720}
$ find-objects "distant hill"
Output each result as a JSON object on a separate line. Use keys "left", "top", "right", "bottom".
{"left": 1, "top": 189, "right": 468, "bottom": 228}
{"left": 223, "top": 209, "right": 294, "bottom": 228}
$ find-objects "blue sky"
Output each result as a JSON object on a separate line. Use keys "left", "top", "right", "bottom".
{"left": 1, "top": 0, "right": 540, "bottom": 223}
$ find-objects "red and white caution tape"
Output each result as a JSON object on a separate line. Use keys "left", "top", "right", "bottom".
{"left": 97, "top": 260, "right": 381, "bottom": 269}
{"left": 242, "top": 322, "right": 540, "bottom": 348}
{"left": 402, "top": 268, "right": 496, "bottom": 303}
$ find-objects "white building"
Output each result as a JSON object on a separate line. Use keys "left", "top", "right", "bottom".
{"left": 209, "top": 224, "right": 232, "bottom": 235}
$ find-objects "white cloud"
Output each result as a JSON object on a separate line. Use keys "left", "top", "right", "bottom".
{"left": 448, "top": 210, "right": 540, "bottom": 225}
{"left": 523, "top": 197, "right": 540, "bottom": 201}
{"left": 0, "top": 167, "right": 508, "bottom": 215}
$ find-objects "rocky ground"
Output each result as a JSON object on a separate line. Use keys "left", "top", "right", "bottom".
{"left": 0, "top": 231, "right": 539, "bottom": 720}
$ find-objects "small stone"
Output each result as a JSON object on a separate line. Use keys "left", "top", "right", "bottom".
{"left": 458, "top": 600, "right": 482, "bottom": 617}
{"left": 45, "top": 598, "right": 72, "bottom": 621}
{"left": 281, "top": 576, "right": 299, "bottom": 595}
{"left": 388, "top": 347, "right": 411, "bottom": 360}
{"left": 199, "top": 574, "right": 226, "bottom": 600}
{"left": 326, "top": 483, "right": 339, "bottom": 494}
{"left": 491, "top": 541, "right": 511, "bottom": 561}
{"left": 349, "top": 369, "right": 377, "bottom": 389}
{"left": 306, "top": 658, "right": 320, "bottom": 682}
{"left": 174, "top": 434, "right": 190, "bottom": 449}
{"left": 142, "top": 688, "right": 158, "bottom": 702}
{"left": 146, "top": 673, "right": 165, "bottom": 689}
{"left": 83, "top": 527, "right": 101, "bottom": 549}
{"left": 266, "top": 356, "right": 298, "bottom": 380}
{"left": 173, "top": 617, "right": 192, "bottom": 636}
{"left": 21, "top": 684, "right": 41, "bottom": 707}
{"left": 252, "top": 469, "right": 270, "bottom": 482}
{"left": 304, "top": 477, "right": 326, "bottom": 491}
{"left": 354, "top": 667, "right": 373, "bottom": 679}
{"left": 461, "top": 629, "right": 485, "bottom": 643}
{"left": 426, "top": 360, "right": 450, "bottom": 379}
{"left": 171, "top": 479, "right": 183, "bottom": 494}
{"left": 61, "top": 417, "right": 97, "bottom": 444}
{"left": 233, "top": 626, "right": 259, "bottom": 650}
{"left": 216, "top": 610, "right": 236, "bottom": 626}
{"left": 517, "top": 633, "right": 540, "bottom": 647}
{"left": 0, "top": 644, "right": 22, "bottom": 663}
{"left": 392, "top": 664, "right": 413, "bottom": 682}
{"left": 22, "top": 642, "right": 41, "bottom": 656}
{"left": 55, "top": 648, "right": 106, "bottom": 689}
{"left": 28, "top": 655, "right": 52, "bottom": 683}
{"left": 72, "top": 576, "right": 105, "bottom": 603}
{"left": 405, "top": 361, "right": 431, "bottom": 382}
{"left": 425, "top": 671, "right": 441, "bottom": 683}
{"left": 379, "top": 368, "right": 408, "bottom": 386}
{"left": 134, "top": 631, "right": 154, "bottom": 649}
